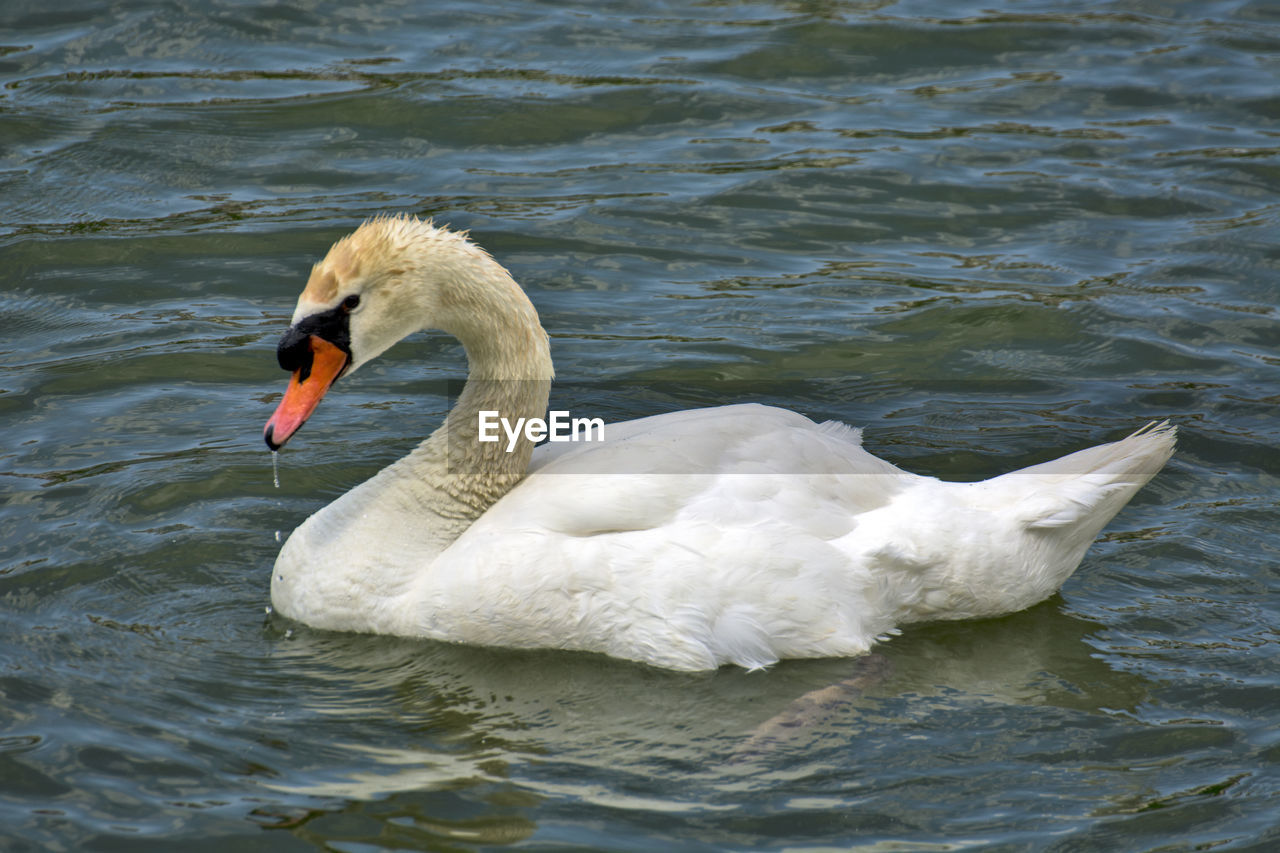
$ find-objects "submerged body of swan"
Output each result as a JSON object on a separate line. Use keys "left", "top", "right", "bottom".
{"left": 262, "top": 215, "right": 1174, "bottom": 672}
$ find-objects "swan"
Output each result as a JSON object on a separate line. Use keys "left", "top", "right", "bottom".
{"left": 262, "top": 214, "right": 1175, "bottom": 672}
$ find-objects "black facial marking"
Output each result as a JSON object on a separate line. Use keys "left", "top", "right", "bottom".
{"left": 276, "top": 302, "right": 353, "bottom": 380}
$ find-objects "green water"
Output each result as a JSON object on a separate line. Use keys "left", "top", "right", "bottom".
{"left": 2, "top": 0, "right": 1278, "bottom": 849}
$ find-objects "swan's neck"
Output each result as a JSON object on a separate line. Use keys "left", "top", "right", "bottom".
{"left": 407, "top": 374, "right": 551, "bottom": 539}
{"left": 380, "top": 262, "right": 553, "bottom": 547}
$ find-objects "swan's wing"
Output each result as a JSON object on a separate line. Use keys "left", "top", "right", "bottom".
{"left": 498, "top": 403, "right": 916, "bottom": 535}
{"left": 413, "top": 405, "right": 923, "bottom": 669}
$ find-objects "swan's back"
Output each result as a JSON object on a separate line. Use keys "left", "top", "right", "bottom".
{"left": 496, "top": 403, "right": 915, "bottom": 536}
{"left": 414, "top": 405, "right": 916, "bottom": 669}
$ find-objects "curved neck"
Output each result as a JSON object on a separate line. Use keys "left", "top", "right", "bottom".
{"left": 399, "top": 263, "right": 554, "bottom": 543}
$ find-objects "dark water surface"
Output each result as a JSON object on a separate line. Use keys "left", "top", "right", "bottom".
{"left": 2, "top": 0, "right": 1278, "bottom": 849}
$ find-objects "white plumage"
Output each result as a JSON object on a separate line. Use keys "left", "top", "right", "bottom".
{"left": 264, "top": 216, "right": 1175, "bottom": 671}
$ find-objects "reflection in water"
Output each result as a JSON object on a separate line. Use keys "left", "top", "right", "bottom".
{"left": 256, "top": 598, "right": 1152, "bottom": 845}
{"left": 731, "top": 654, "right": 894, "bottom": 764}
{"left": 251, "top": 799, "right": 538, "bottom": 847}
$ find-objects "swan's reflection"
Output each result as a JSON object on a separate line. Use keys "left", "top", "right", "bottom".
{"left": 261, "top": 598, "right": 1151, "bottom": 809}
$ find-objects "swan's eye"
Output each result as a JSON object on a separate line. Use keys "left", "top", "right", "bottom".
{"left": 342, "top": 294, "right": 361, "bottom": 312}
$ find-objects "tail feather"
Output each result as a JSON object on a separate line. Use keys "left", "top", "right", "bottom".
{"left": 1006, "top": 421, "right": 1176, "bottom": 531}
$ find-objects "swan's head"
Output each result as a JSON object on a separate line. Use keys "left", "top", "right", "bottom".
{"left": 263, "top": 215, "right": 490, "bottom": 450}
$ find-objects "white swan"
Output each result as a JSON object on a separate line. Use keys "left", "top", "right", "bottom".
{"left": 263, "top": 215, "right": 1175, "bottom": 672}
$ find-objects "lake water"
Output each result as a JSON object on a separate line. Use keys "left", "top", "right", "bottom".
{"left": 2, "top": 0, "right": 1278, "bottom": 849}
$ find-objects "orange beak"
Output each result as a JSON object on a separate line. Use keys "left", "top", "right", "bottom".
{"left": 263, "top": 336, "right": 350, "bottom": 450}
